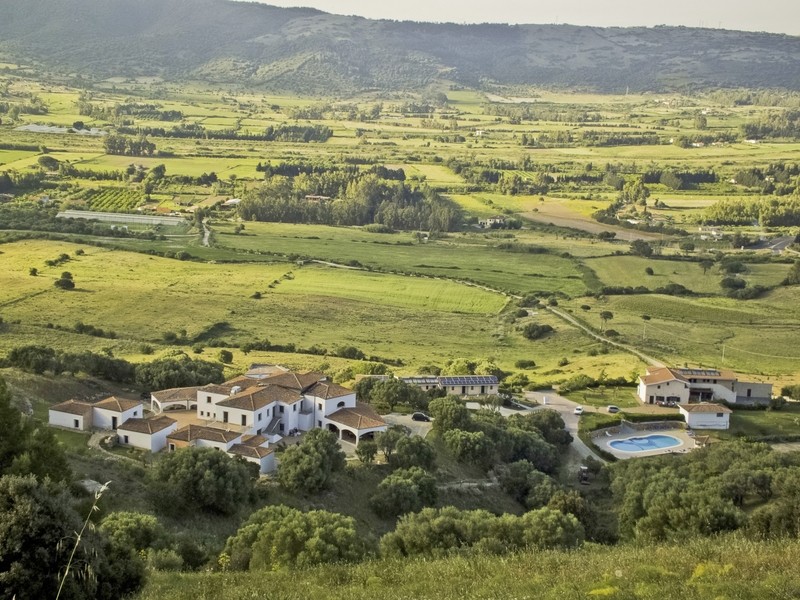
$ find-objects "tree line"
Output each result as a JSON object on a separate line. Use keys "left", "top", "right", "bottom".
{"left": 238, "top": 173, "right": 461, "bottom": 232}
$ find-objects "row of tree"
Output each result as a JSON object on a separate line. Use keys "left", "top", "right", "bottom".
{"left": 238, "top": 174, "right": 461, "bottom": 232}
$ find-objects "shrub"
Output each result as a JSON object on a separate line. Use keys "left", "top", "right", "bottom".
{"left": 370, "top": 467, "right": 437, "bottom": 517}
{"left": 522, "top": 323, "right": 554, "bottom": 340}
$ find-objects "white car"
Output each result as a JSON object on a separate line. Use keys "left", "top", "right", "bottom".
{"left": 573, "top": 406, "right": 584, "bottom": 416}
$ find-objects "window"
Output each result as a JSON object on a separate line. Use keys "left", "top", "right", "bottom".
{"left": 318, "top": 403, "right": 322, "bottom": 411}
{"left": 293, "top": 404, "right": 297, "bottom": 412}
{"left": 279, "top": 423, "right": 284, "bottom": 432}
{"left": 134, "top": 410, "right": 138, "bottom": 416}
{"left": 169, "top": 443, "right": 175, "bottom": 452}
{"left": 257, "top": 412, "right": 262, "bottom": 421}
{"left": 317, "top": 420, "right": 322, "bottom": 427}
{"left": 223, "top": 411, "right": 228, "bottom": 423}
{"left": 200, "top": 411, "right": 204, "bottom": 416}
{"left": 716, "top": 413, "right": 724, "bottom": 417}
{"left": 73, "top": 419, "right": 79, "bottom": 429}
{"left": 206, "top": 396, "right": 212, "bottom": 403}
{"left": 279, "top": 406, "right": 285, "bottom": 414}
{"left": 123, "top": 435, "right": 129, "bottom": 444}
{"left": 241, "top": 415, "right": 247, "bottom": 426}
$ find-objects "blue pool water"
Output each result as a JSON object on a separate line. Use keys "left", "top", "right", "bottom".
{"left": 609, "top": 434, "right": 682, "bottom": 453}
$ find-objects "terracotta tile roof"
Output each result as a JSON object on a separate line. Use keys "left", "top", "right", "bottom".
{"left": 94, "top": 396, "right": 143, "bottom": 412}
{"left": 229, "top": 444, "right": 274, "bottom": 459}
{"left": 167, "top": 425, "right": 243, "bottom": 444}
{"left": 216, "top": 384, "right": 301, "bottom": 410}
{"left": 327, "top": 402, "right": 387, "bottom": 431}
{"left": 50, "top": 399, "right": 93, "bottom": 416}
{"left": 640, "top": 367, "right": 689, "bottom": 385}
{"left": 199, "top": 383, "right": 233, "bottom": 395}
{"left": 118, "top": 416, "right": 176, "bottom": 435}
{"left": 306, "top": 381, "right": 353, "bottom": 400}
{"left": 150, "top": 387, "right": 200, "bottom": 402}
{"left": 261, "top": 371, "right": 326, "bottom": 392}
{"left": 246, "top": 364, "right": 290, "bottom": 379}
{"left": 680, "top": 403, "right": 732, "bottom": 414}
{"left": 240, "top": 434, "right": 268, "bottom": 447}
{"left": 221, "top": 376, "right": 266, "bottom": 391}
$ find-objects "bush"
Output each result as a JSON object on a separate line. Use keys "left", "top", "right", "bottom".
{"left": 222, "top": 505, "right": 367, "bottom": 570}
{"left": 149, "top": 447, "right": 257, "bottom": 515}
{"left": 278, "top": 429, "right": 346, "bottom": 493}
{"left": 522, "top": 323, "right": 554, "bottom": 340}
{"left": 370, "top": 467, "right": 437, "bottom": 517}
{"left": 388, "top": 435, "right": 436, "bottom": 471}
{"left": 515, "top": 359, "right": 536, "bottom": 369}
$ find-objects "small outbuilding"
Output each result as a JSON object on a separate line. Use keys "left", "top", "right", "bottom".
{"left": 92, "top": 396, "right": 143, "bottom": 430}
{"left": 49, "top": 400, "right": 94, "bottom": 431}
{"left": 680, "top": 403, "right": 732, "bottom": 430}
{"left": 117, "top": 416, "right": 178, "bottom": 452}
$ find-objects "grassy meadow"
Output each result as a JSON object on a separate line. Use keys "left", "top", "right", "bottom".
{"left": 138, "top": 535, "right": 800, "bottom": 600}
{"left": 0, "top": 72, "right": 798, "bottom": 389}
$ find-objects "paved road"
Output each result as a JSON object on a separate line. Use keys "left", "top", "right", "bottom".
{"left": 525, "top": 391, "right": 607, "bottom": 463}
{"left": 383, "top": 413, "right": 434, "bottom": 438}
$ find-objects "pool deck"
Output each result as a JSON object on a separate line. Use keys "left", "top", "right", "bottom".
{"left": 594, "top": 426, "right": 698, "bottom": 460}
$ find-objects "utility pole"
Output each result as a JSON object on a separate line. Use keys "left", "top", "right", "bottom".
{"left": 722, "top": 344, "right": 726, "bottom": 365}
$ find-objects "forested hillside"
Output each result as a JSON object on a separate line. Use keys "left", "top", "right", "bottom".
{"left": 1, "top": 0, "right": 799, "bottom": 92}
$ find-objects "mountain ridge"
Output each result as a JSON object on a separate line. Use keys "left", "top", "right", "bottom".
{"left": 1, "top": 0, "right": 799, "bottom": 93}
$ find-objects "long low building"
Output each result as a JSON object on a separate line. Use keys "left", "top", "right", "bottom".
{"left": 400, "top": 375, "right": 499, "bottom": 396}
{"left": 637, "top": 367, "right": 772, "bottom": 406}
{"left": 680, "top": 403, "right": 733, "bottom": 430}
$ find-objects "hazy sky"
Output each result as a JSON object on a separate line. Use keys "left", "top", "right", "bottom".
{"left": 261, "top": 0, "right": 800, "bottom": 35}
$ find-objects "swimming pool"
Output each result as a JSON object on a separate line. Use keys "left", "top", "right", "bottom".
{"left": 609, "top": 434, "right": 682, "bottom": 453}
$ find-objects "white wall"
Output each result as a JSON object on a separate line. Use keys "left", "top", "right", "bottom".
{"left": 196, "top": 391, "right": 229, "bottom": 421}
{"left": 118, "top": 424, "right": 177, "bottom": 452}
{"left": 681, "top": 410, "right": 730, "bottom": 430}
{"left": 49, "top": 411, "right": 89, "bottom": 431}
{"left": 194, "top": 436, "right": 241, "bottom": 452}
{"left": 94, "top": 405, "right": 141, "bottom": 430}
{"left": 641, "top": 380, "right": 690, "bottom": 404}
{"left": 240, "top": 452, "right": 276, "bottom": 474}
{"left": 320, "top": 393, "right": 356, "bottom": 417}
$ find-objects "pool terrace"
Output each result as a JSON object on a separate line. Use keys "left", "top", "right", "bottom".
{"left": 592, "top": 421, "right": 699, "bottom": 460}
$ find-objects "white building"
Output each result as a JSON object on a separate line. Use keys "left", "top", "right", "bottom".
{"left": 638, "top": 367, "right": 772, "bottom": 406}
{"left": 117, "top": 416, "right": 178, "bottom": 452}
{"left": 680, "top": 403, "right": 732, "bottom": 430}
{"left": 49, "top": 400, "right": 94, "bottom": 431}
{"left": 49, "top": 396, "right": 142, "bottom": 432}
{"left": 92, "top": 396, "right": 143, "bottom": 430}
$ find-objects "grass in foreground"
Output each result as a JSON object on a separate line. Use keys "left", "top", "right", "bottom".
{"left": 137, "top": 534, "right": 800, "bottom": 600}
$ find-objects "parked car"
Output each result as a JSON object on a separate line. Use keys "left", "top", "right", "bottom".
{"left": 411, "top": 412, "right": 432, "bottom": 422}
{"left": 607, "top": 405, "right": 620, "bottom": 414}
{"left": 573, "top": 406, "right": 584, "bottom": 416}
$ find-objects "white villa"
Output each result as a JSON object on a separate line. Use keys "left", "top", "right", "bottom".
{"left": 48, "top": 368, "right": 387, "bottom": 474}
{"left": 637, "top": 367, "right": 772, "bottom": 406}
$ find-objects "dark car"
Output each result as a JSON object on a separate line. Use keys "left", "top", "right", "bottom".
{"left": 411, "top": 412, "right": 431, "bottom": 422}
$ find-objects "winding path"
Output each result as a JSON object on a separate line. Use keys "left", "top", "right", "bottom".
{"left": 545, "top": 306, "right": 665, "bottom": 368}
